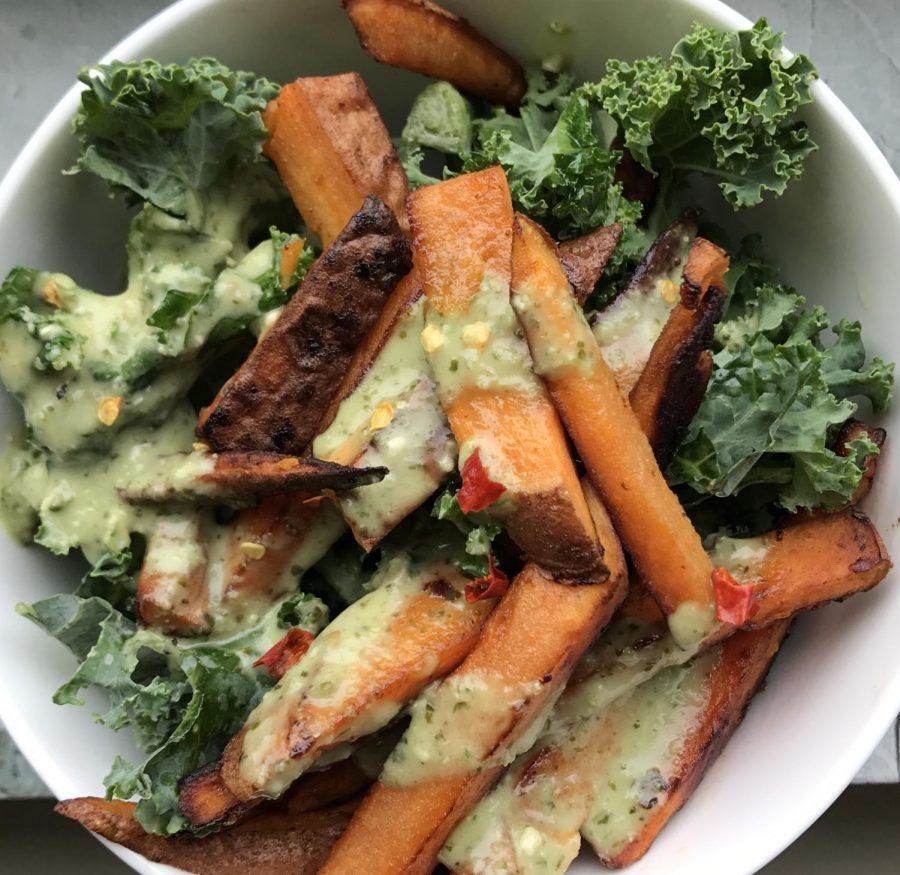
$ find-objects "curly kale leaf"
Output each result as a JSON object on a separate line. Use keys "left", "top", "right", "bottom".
{"left": 70, "top": 58, "right": 280, "bottom": 223}
{"left": 599, "top": 18, "right": 818, "bottom": 209}
{"left": 670, "top": 275, "right": 893, "bottom": 512}
{"left": 18, "top": 590, "right": 327, "bottom": 835}
{"left": 432, "top": 488, "right": 501, "bottom": 579}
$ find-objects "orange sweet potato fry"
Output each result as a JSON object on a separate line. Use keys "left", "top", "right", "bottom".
{"left": 510, "top": 214, "right": 718, "bottom": 646}
{"left": 409, "top": 167, "right": 604, "bottom": 578}
{"left": 264, "top": 73, "right": 409, "bottom": 247}
{"left": 56, "top": 796, "right": 355, "bottom": 875}
{"left": 342, "top": 0, "right": 526, "bottom": 105}
{"left": 835, "top": 418, "right": 887, "bottom": 504}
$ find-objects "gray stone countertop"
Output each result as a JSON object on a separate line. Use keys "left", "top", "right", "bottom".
{"left": 0, "top": 0, "right": 898, "bottom": 798}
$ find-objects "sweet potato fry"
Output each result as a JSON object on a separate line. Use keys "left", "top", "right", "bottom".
{"left": 582, "top": 622, "right": 789, "bottom": 867}
{"left": 591, "top": 211, "right": 699, "bottom": 394}
{"left": 56, "top": 796, "right": 355, "bottom": 875}
{"left": 264, "top": 74, "right": 409, "bottom": 247}
{"left": 180, "top": 554, "right": 493, "bottom": 827}
{"left": 342, "top": 0, "right": 526, "bottom": 105}
{"left": 629, "top": 237, "right": 728, "bottom": 467}
{"left": 740, "top": 508, "right": 891, "bottom": 627}
{"left": 510, "top": 214, "right": 718, "bottom": 646}
{"left": 835, "top": 418, "right": 887, "bottom": 504}
{"left": 319, "top": 557, "right": 627, "bottom": 875}
{"left": 196, "top": 197, "right": 411, "bottom": 454}
{"left": 137, "top": 514, "right": 209, "bottom": 636}
{"left": 409, "top": 167, "right": 604, "bottom": 578}
{"left": 559, "top": 224, "right": 623, "bottom": 306}
{"left": 119, "top": 452, "right": 386, "bottom": 505}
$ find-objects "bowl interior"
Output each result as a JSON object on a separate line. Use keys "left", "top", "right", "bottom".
{"left": 0, "top": 2, "right": 898, "bottom": 874}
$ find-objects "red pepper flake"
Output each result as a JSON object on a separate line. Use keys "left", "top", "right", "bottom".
{"left": 457, "top": 450, "right": 506, "bottom": 514}
{"left": 253, "top": 628, "right": 314, "bottom": 680}
{"left": 465, "top": 555, "right": 510, "bottom": 603}
{"left": 711, "top": 567, "right": 755, "bottom": 626}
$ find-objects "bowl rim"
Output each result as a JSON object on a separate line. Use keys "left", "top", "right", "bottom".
{"left": 1, "top": 1, "right": 899, "bottom": 874}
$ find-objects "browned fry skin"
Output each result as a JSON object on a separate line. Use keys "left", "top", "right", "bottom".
{"left": 835, "top": 418, "right": 887, "bottom": 504}
{"left": 264, "top": 73, "right": 410, "bottom": 247}
{"left": 196, "top": 197, "right": 411, "bottom": 454}
{"left": 55, "top": 796, "right": 356, "bottom": 875}
{"left": 629, "top": 237, "right": 728, "bottom": 468}
{"left": 120, "top": 453, "right": 386, "bottom": 506}
{"left": 137, "top": 515, "right": 209, "bottom": 636}
{"left": 588, "top": 622, "right": 790, "bottom": 868}
{"left": 341, "top": 0, "right": 526, "bottom": 105}
{"left": 747, "top": 507, "right": 892, "bottom": 628}
{"left": 558, "top": 224, "right": 623, "bottom": 306}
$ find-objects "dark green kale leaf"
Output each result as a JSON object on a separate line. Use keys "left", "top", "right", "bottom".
{"left": 599, "top": 18, "right": 818, "bottom": 209}
{"left": 70, "top": 58, "right": 280, "bottom": 223}
{"left": 432, "top": 488, "right": 501, "bottom": 579}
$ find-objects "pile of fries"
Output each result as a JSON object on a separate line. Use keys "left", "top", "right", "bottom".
{"left": 58, "top": 1, "right": 892, "bottom": 873}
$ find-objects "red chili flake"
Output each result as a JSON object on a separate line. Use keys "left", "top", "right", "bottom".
{"left": 457, "top": 450, "right": 506, "bottom": 514}
{"left": 465, "top": 555, "right": 510, "bottom": 603}
{"left": 253, "top": 628, "right": 314, "bottom": 680}
{"left": 711, "top": 567, "right": 755, "bottom": 626}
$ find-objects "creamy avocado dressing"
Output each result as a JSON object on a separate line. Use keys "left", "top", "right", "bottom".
{"left": 512, "top": 280, "right": 596, "bottom": 378}
{"left": 313, "top": 299, "right": 457, "bottom": 543}
{"left": 238, "top": 551, "right": 471, "bottom": 796}
{"left": 423, "top": 272, "right": 542, "bottom": 405}
{"left": 707, "top": 534, "right": 770, "bottom": 583}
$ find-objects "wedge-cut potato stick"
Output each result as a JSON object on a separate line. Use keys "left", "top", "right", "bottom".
{"left": 558, "top": 224, "right": 623, "bottom": 306}
{"left": 409, "top": 166, "right": 604, "bottom": 578}
{"left": 835, "top": 418, "right": 887, "bottom": 504}
{"left": 180, "top": 554, "right": 493, "bottom": 827}
{"left": 582, "top": 622, "right": 789, "bottom": 868}
{"left": 629, "top": 237, "right": 727, "bottom": 467}
{"left": 591, "top": 211, "right": 699, "bottom": 394}
{"left": 736, "top": 507, "right": 891, "bottom": 628}
{"left": 319, "top": 556, "right": 627, "bottom": 875}
{"left": 196, "top": 197, "right": 411, "bottom": 454}
{"left": 56, "top": 796, "right": 356, "bottom": 875}
{"left": 511, "top": 214, "right": 719, "bottom": 646}
{"left": 119, "top": 452, "right": 386, "bottom": 506}
{"left": 264, "top": 74, "right": 410, "bottom": 247}
{"left": 342, "top": 0, "right": 526, "bottom": 105}
{"left": 137, "top": 514, "right": 209, "bottom": 636}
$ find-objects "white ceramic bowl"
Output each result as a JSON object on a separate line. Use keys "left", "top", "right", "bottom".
{"left": 1, "top": 1, "right": 898, "bottom": 873}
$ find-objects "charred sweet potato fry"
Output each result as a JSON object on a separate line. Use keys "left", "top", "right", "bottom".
{"left": 120, "top": 452, "right": 386, "bottom": 506}
{"left": 341, "top": 0, "right": 526, "bottom": 105}
{"left": 592, "top": 211, "right": 699, "bottom": 394}
{"left": 137, "top": 514, "right": 209, "bottom": 636}
{"left": 264, "top": 74, "right": 409, "bottom": 247}
{"left": 629, "top": 237, "right": 728, "bottom": 467}
{"left": 510, "top": 214, "right": 718, "bottom": 647}
{"left": 743, "top": 508, "right": 891, "bottom": 627}
{"left": 582, "top": 622, "right": 789, "bottom": 867}
{"left": 56, "top": 796, "right": 356, "bottom": 875}
{"left": 558, "top": 224, "right": 623, "bottom": 306}
{"left": 196, "top": 197, "right": 411, "bottom": 454}
{"left": 409, "top": 167, "right": 604, "bottom": 578}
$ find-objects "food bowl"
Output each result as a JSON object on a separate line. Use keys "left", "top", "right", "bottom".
{"left": 0, "top": 1, "right": 898, "bottom": 873}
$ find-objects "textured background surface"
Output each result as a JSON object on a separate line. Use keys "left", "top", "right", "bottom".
{"left": 0, "top": 0, "right": 898, "bottom": 800}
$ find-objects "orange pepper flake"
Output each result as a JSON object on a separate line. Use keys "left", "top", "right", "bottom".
{"left": 457, "top": 450, "right": 506, "bottom": 514}
{"left": 711, "top": 567, "right": 755, "bottom": 626}
{"left": 465, "top": 555, "right": 510, "bottom": 603}
{"left": 253, "top": 628, "right": 315, "bottom": 680}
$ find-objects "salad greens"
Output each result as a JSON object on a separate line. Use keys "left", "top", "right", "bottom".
{"left": 0, "top": 15, "right": 892, "bottom": 840}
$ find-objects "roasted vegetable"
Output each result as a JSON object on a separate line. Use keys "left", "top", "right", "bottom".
{"left": 341, "top": 0, "right": 526, "bottom": 105}
{"left": 558, "top": 224, "right": 623, "bottom": 306}
{"left": 196, "top": 197, "right": 411, "bottom": 453}
{"left": 263, "top": 74, "right": 409, "bottom": 246}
